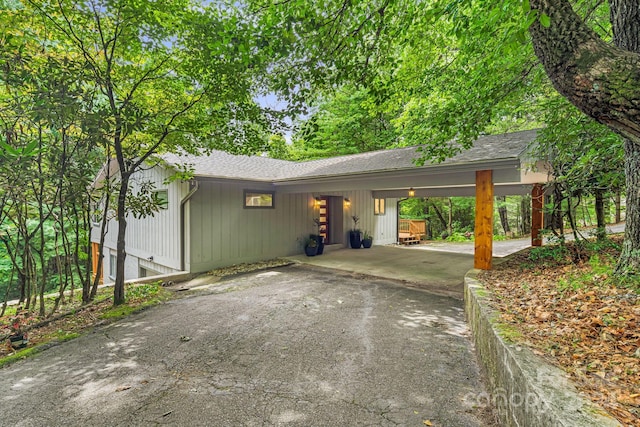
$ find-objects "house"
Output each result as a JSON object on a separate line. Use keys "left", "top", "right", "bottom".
{"left": 91, "top": 129, "right": 549, "bottom": 283}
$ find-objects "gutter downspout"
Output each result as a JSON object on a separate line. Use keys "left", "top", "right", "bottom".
{"left": 180, "top": 180, "right": 199, "bottom": 272}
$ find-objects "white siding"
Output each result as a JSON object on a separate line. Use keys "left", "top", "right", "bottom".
{"left": 95, "top": 165, "right": 186, "bottom": 282}
{"left": 188, "top": 186, "right": 399, "bottom": 273}
{"left": 374, "top": 198, "right": 398, "bottom": 245}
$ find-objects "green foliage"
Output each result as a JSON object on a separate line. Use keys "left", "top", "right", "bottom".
{"left": 289, "top": 86, "right": 401, "bottom": 160}
{"left": 529, "top": 244, "right": 569, "bottom": 264}
{"left": 100, "top": 283, "right": 170, "bottom": 320}
{"left": 446, "top": 232, "right": 472, "bottom": 242}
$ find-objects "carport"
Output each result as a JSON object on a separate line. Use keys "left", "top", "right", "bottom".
{"left": 278, "top": 129, "right": 551, "bottom": 270}
{"left": 287, "top": 236, "right": 534, "bottom": 298}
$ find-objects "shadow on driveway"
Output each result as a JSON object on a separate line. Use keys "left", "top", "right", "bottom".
{"left": 0, "top": 265, "right": 496, "bottom": 426}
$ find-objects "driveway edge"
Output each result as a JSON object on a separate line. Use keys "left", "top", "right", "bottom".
{"left": 464, "top": 269, "right": 621, "bottom": 427}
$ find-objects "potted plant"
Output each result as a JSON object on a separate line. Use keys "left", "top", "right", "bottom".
{"left": 8, "top": 318, "right": 28, "bottom": 350}
{"left": 312, "top": 218, "right": 325, "bottom": 255}
{"left": 349, "top": 215, "right": 361, "bottom": 249}
{"left": 304, "top": 236, "right": 318, "bottom": 256}
{"left": 361, "top": 231, "right": 373, "bottom": 248}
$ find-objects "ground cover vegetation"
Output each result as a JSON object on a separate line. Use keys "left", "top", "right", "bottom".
{"left": 0, "top": 282, "right": 172, "bottom": 364}
{"left": 480, "top": 235, "right": 640, "bottom": 426}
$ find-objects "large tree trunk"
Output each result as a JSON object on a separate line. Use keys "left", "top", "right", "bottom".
{"left": 529, "top": 0, "right": 640, "bottom": 146}
{"left": 610, "top": 0, "right": 640, "bottom": 275}
{"left": 529, "top": 0, "right": 640, "bottom": 274}
{"left": 615, "top": 141, "right": 640, "bottom": 274}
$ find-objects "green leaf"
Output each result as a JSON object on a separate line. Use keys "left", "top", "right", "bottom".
{"left": 0, "top": 140, "right": 19, "bottom": 157}
{"left": 539, "top": 13, "right": 551, "bottom": 28}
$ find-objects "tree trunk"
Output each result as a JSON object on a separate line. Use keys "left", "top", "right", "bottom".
{"left": 529, "top": 0, "right": 640, "bottom": 146}
{"left": 114, "top": 176, "right": 129, "bottom": 305}
{"left": 520, "top": 194, "right": 531, "bottom": 234}
{"left": 615, "top": 140, "right": 640, "bottom": 274}
{"left": 447, "top": 198, "right": 453, "bottom": 237}
{"left": 615, "top": 191, "right": 622, "bottom": 223}
{"left": 429, "top": 200, "right": 448, "bottom": 229}
{"left": 550, "top": 186, "right": 564, "bottom": 237}
{"left": 610, "top": 0, "right": 640, "bottom": 274}
{"left": 497, "top": 196, "right": 511, "bottom": 235}
{"left": 594, "top": 189, "right": 606, "bottom": 241}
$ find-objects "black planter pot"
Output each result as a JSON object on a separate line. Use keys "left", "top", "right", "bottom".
{"left": 349, "top": 231, "right": 361, "bottom": 249}
{"left": 9, "top": 333, "right": 28, "bottom": 349}
{"left": 362, "top": 238, "right": 373, "bottom": 248}
{"left": 305, "top": 245, "right": 318, "bottom": 256}
{"left": 311, "top": 234, "right": 324, "bottom": 255}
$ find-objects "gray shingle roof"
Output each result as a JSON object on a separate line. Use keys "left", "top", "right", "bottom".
{"left": 162, "top": 129, "right": 537, "bottom": 182}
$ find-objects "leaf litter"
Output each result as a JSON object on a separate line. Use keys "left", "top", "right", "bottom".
{"left": 479, "top": 235, "right": 639, "bottom": 426}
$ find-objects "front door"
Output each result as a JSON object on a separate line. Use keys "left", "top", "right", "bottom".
{"left": 318, "top": 197, "right": 329, "bottom": 243}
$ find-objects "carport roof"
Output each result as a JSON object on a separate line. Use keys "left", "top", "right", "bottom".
{"left": 161, "top": 129, "right": 539, "bottom": 183}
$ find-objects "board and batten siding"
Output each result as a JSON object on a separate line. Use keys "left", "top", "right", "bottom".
{"left": 188, "top": 181, "right": 317, "bottom": 272}
{"left": 97, "top": 165, "right": 186, "bottom": 282}
{"left": 187, "top": 185, "right": 399, "bottom": 273}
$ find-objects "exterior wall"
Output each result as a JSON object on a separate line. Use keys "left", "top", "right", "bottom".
{"left": 374, "top": 199, "right": 398, "bottom": 245}
{"left": 187, "top": 184, "right": 399, "bottom": 273}
{"left": 92, "top": 165, "right": 186, "bottom": 283}
{"left": 314, "top": 190, "right": 398, "bottom": 246}
{"left": 92, "top": 165, "right": 402, "bottom": 279}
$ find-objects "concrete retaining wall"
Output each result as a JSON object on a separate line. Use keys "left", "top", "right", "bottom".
{"left": 465, "top": 269, "right": 621, "bottom": 427}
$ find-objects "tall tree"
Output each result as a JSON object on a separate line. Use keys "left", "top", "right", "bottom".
{"left": 290, "top": 86, "right": 400, "bottom": 159}
{"left": 252, "top": 0, "right": 640, "bottom": 274}
{"left": 609, "top": 0, "right": 640, "bottom": 274}
{"left": 23, "top": 0, "right": 273, "bottom": 305}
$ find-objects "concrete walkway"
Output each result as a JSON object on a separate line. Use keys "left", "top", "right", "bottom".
{"left": 287, "top": 246, "right": 474, "bottom": 299}
{"left": 287, "top": 223, "right": 626, "bottom": 299}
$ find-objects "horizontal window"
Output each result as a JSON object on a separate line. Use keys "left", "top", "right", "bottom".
{"left": 154, "top": 189, "right": 169, "bottom": 210}
{"left": 244, "top": 190, "right": 275, "bottom": 208}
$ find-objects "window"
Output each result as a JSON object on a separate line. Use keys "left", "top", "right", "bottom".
{"left": 244, "top": 190, "right": 275, "bottom": 208}
{"left": 109, "top": 254, "right": 117, "bottom": 279}
{"left": 154, "top": 190, "right": 169, "bottom": 210}
{"left": 374, "top": 198, "right": 386, "bottom": 215}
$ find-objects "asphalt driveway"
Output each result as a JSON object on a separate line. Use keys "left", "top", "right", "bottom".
{"left": 0, "top": 265, "right": 493, "bottom": 426}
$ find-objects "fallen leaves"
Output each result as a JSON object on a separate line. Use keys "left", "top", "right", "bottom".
{"left": 207, "top": 258, "right": 291, "bottom": 277}
{"left": 480, "top": 236, "right": 640, "bottom": 427}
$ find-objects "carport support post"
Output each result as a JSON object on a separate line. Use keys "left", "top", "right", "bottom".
{"left": 474, "top": 170, "right": 493, "bottom": 270}
{"left": 531, "top": 183, "right": 544, "bottom": 247}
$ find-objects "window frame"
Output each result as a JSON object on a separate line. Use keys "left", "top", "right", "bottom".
{"left": 374, "top": 198, "right": 386, "bottom": 215}
{"left": 243, "top": 189, "right": 275, "bottom": 209}
{"left": 154, "top": 189, "right": 169, "bottom": 210}
{"left": 109, "top": 253, "right": 117, "bottom": 280}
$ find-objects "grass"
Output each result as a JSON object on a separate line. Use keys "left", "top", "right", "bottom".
{"left": 100, "top": 283, "right": 171, "bottom": 320}
{"left": 1, "top": 282, "right": 173, "bottom": 367}
{"left": 0, "top": 346, "right": 43, "bottom": 368}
